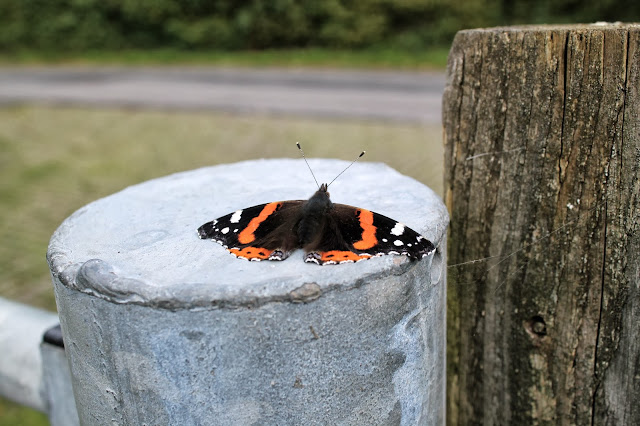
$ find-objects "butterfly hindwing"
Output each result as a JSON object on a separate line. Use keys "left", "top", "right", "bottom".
{"left": 198, "top": 200, "right": 304, "bottom": 261}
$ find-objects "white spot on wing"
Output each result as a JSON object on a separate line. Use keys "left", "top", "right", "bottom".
{"left": 382, "top": 238, "right": 388, "bottom": 243}
{"left": 230, "top": 210, "right": 243, "bottom": 223}
{"left": 391, "top": 223, "right": 405, "bottom": 236}
{"left": 221, "top": 227, "right": 230, "bottom": 234}
{"left": 394, "top": 240, "right": 404, "bottom": 246}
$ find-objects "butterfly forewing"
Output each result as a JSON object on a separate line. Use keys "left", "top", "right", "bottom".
{"left": 198, "top": 201, "right": 304, "bottom": 260}
{"left": 309, "top": 204, "right": 435, "bottom": 264}
{"left": 367, "top": 210, "right": 435, "bottom": 259}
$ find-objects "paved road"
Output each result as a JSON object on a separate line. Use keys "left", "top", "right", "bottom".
{"left": 0, "top": 67, "right": 445, "bottom": 123}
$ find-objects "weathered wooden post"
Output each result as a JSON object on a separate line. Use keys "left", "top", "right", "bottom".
{"left": 47, "top": 159, "right": 448, "bottom": 424}
{"left": 443, "top": 24, "right": 640, "bottom": 425}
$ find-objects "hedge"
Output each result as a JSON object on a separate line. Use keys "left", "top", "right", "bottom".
{"left": 0, "top": 0, "right": 638, "bottom": 51}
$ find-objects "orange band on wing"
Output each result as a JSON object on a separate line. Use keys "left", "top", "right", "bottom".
{"left": 321, "top": 250, "right": 372, "bottom": 262}
{"left": 229, "top": 247, "right": 273, "bottom": 260}
{"left": 352, "top": 209, "right": 377, "bottom": 250}
{"left": 237, "top": 202, "right": 280, "bottom": 244}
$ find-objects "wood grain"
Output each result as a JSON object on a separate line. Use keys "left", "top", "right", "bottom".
{"left": 443, "top": 24, "right": 640, "bottom": 425}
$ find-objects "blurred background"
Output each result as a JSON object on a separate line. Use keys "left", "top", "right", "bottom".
{"left": 1, "top": 1, "right": 639, "bottom": 424}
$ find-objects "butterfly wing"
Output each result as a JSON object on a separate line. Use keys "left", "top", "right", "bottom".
{"left": 198, "top": 200, "right": 304, "bottom": 261}
{"left": 305, "top": 203, "right": 435, "bottom": 265}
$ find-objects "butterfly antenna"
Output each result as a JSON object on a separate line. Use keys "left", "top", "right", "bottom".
{"left": 296, "top": 142, "right": 320, "bottom": 189}
{"left": 327, "top": 150, "right": 366, "bottom": 188}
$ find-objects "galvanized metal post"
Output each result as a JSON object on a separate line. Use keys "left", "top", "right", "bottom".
{"left": 41, "top": 325, "right": 79, "bottom": 426}
{"left": 48, "top": 159, "right": 448, "bottom": 425}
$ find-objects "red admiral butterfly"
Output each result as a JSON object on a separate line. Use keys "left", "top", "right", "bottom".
{"left": 197, "top": 144, "right": 435, "bottom": 265}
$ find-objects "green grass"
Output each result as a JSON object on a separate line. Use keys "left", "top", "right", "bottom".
{"left": 0, "top": 106, "right": 443, "bottom": 311}
{"left": 0, "top": 47, "right": 449, "bottom": 70}
{"left": 0, "top": 398, "right": 47, "bottom": 426}
{"left": 0, "top": 106, "right": 442, "bottom": 424}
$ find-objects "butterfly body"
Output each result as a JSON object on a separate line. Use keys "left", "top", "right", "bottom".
{"left": 198, "top": 183, "right": 435, "bottom": 265}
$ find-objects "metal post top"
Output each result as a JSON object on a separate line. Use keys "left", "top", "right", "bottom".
{"left": 47, "top": 159, "right": 448, "bottom": 310}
